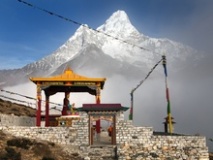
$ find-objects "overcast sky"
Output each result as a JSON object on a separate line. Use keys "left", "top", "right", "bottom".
{"left": 0, "top": 0, "right": 213, "bottom": 69}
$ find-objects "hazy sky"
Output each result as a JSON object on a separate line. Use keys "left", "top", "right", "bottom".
{"left": 0, "top": 0, "right": 212, "bottom": 69}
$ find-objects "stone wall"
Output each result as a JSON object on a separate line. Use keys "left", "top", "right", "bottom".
{"left": 0, "top": 112, "right": 210, "bottom": 160}
{"left": 116, "top": 120, "right": 153, "bottom": 144}
{"left": 116, "top": 119, "right": 209, "bottom": 160}
{"left": 0, "top": 114, "right": 88, "bottom": 146}
{"left": 0, "top": 114, "right": 35, "bottom": 126}
{"left": 72, "top": 112, "right": 89, "bottom": 146}
{"left": 0, "top": 126, "right": 77, "bottom": 145}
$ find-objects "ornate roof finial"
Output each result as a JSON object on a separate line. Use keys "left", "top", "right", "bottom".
{"left": 64, "top": 66, "right": 73, "bottom": 74}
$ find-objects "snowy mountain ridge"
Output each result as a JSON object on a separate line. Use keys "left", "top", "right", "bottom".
{"left": 0, "top": 10, "right": 201, "bottom": 87}
{"left": 28, "top": 10, "right": 199, "bottom": 70}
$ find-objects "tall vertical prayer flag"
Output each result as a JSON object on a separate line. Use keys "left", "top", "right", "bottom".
{"left": 162, "top": 55, "right": 173, "bottom": 133}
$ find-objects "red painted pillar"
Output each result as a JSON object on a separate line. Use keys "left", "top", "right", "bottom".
{"left": 96, "top": 86, "right": 101, "bottom": 134}
{"left": 45, "top": 93, "right": 49, "bottom": 127}
{"left": 36, "top": 83, "right": 42, "bottom": 127}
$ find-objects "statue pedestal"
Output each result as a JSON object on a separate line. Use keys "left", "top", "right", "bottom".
{"left": 56, "top": 115, "right": 80, "bottom": 127}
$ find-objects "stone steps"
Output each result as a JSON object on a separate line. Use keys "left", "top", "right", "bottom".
{"left": 86, "top": 145, "right": 118, "bottom": 160}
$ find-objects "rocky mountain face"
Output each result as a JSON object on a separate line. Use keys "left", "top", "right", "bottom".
{"left": 0, "top": 10, "right": 202, "bottom": 88}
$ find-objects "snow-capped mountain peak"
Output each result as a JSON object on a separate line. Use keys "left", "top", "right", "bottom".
{"left": 0, "top": 10, "right": 203, "bottom": 88}
{"left": 97, "top": 10, "right": 140, "bottom": 37}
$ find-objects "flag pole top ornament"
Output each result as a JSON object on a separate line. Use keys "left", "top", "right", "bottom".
{"left": 162, "top": 54, "right": 166, "bottom": 65}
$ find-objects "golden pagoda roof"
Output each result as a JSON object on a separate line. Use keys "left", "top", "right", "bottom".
{"left": 30, "top": 67, "right": 106, "bottom": 96}
{"left": 30, "top": 67, "right": 106, "bottom": 83}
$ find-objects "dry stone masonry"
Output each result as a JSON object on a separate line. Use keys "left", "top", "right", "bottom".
{"left": 0, "top": 113, "right": 35, "bottom": 126}
{"left": 0, "top": 111, "right": 209, "bottom": 160}
{"left": 116, "top": 120, "right": 209, "bottom": 160}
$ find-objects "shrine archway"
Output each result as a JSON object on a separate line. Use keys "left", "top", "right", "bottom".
{"left": 29, "top": 67, "right": 106, "bottom": 131}
{"left": 77, "top": 103, "right": 129, "bottom": 146}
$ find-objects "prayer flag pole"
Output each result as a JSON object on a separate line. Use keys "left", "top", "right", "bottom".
{"left": 162, "top": 54, "right": 173, "bottom": 133}
{"left": 129, "top": 92, "right": 133, "bottom": 120}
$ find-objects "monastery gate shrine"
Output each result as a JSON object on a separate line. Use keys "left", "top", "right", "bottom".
{"left": 30, "top": 67, "right": 128, "bottom": 145}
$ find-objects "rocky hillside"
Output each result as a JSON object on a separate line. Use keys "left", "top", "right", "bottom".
{"left": 0, "top": 98, "right": 36, "bottom": 117}
{"left": 0, "top": 131, "right": 82, "bottom": 160}
{"left": 0, "top": 99, "right": 83, "bottom": 160}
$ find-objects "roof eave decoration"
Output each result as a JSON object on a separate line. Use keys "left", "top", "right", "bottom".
{"left": 76, "top": 107, "right": 129, "bottom": 112}
{"left": 76, "top": 103, "right": 129, "bottom": 112}
{"left": 29, "top": 67, "right": 106, "bottom": 89}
